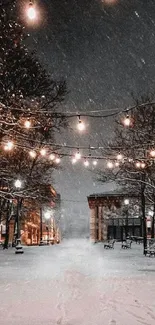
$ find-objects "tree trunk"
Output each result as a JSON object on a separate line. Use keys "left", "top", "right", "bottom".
{"left": 3, "top": 201, "right": 11, "bottom": 249}
{"left": 141, "top": 173, "right": 147, "bottom": 255}
{"left": 151, "top": 197, "right": 155, "bottom": 239}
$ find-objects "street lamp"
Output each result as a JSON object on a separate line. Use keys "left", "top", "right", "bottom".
{"left": 14, "top": 179, "right": 23, "bottom": 254}
{"left": 44, "top": 212, "right": 51, "bottom": 245}
{"left": 27, "top": 1, "right": 37, "bottom": 20}
{"left": 39, "top": 207, "right": 44, "bottom": 246}
{"left": 124, "top": 199, "right": 129, "bottom": 239}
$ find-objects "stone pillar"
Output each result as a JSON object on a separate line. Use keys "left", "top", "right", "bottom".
{"left": 102, "top": 206, "right": 108, "bottom": 241}
{"left": 98, "top": 206, "right": 103, "bottom": 241}
{"left": 90, "top": 207, "right": 97, "bottom": 243}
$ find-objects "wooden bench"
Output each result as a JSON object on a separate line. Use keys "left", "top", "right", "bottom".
{"left": 122, "top": 240, "right": 132, "bottom": 249}
{"left": 104, "top": 240, "right": 115, "bottom": 249}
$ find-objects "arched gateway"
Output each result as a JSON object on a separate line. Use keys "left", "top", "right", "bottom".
{"left": 87, "top": 193, "right": 141, "bottom": 242}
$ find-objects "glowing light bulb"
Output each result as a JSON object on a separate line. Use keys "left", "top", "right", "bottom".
{"left": 55, "top": 157, "right": 61, "bottom": 164}
{"left": 72, "top": 157, "right": 77, "bottom": 164}
{"left": 93, "top": 160, "right": 97, "bottom": 166}
{"left": 77, "top": 116, "right": 85, "bottom": 131}
{"left": 40, "top": 148, "right": 46, "bottom": 156}
{"left": 75, "top": 151, "right": 81, "bottom": 160}
{"left": 29, "top": 150, "right": 36, "bottom": 158}
{"left": 107, "top": 161, "right": 113, "bottom": 169}
{"left": 135, "top": 162, "right": 141, "bottom": 168}
{"left": 27, "top": 2, "right": 36, "bottom": 20}
{"left": 141, "top": 162, "right": 146, "bottom": 169}
{"left": 124, "top": 199, "right": 129, "bottom": 205}
{"left": 117, "top": 153, "right": 123, "bottom": 160}
{"left": 115, "top": 161, "right": 119, "bottom": 167}
{"left": 150, "top": 149, "right": 155, "bottom": 157}
{"left": 84, "top": 159, "right": 89, "bottom": 167}
{"left": 24, "top": 120, "right": 31, "bottom": 128}
{"left": 14, "top": 179, "right": 22, "bottom": 188}
{"left": 49, "top": 153, "right": 55, "bottom": 161}
{"left": 123, "top": 115, "right": 131, "bottom": 127}
{"left": 4, "top": 141, "right": 14, "bottom": 151}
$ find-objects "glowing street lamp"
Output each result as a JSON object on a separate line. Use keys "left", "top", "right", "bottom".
{"left": 124, "top": 199, "right": 129, "bottom": 205}
{"left": 14, "top": 179, "right": 22, "bottom": 189}
{"left": 27, "top": 1, "right": 37, "bottom": 20}
{"left": 44, "top": 212, "right": 51, "bottom": 220}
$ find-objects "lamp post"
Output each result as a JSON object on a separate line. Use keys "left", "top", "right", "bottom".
{"left": 39, "top": 207, "right": 44, "bottom": 245}
{"left": 14, "top": 180, "right": 24, "bottom": 254}
{"left": 124, "top": 199, "right": 129, "bottom": 239}
{"left": 44, "top": 212, "right": 51, "bottom": 245}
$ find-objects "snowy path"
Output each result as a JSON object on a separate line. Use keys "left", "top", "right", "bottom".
{"left": 0, "top": 239, "right": 155, "bottom": 325}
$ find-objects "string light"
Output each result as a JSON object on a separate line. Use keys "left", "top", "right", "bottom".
{"left": 24, "top": 120, "right": 31, "bottom": 129}
{"left": 40, "top": 148, "right": 46, "bottom": 156}
{"left": 75, "top": 150, "right": 81, "bottom": 160}
{"left": 92, "top": 160, "right": 97, "bottom": 166}
{"left": 27, "top": 1, "right": 37, "bottom": 20}
{"left": 49, "top": 153, "right": 55, "bottom": 160}
{"left": 107, "top": 161, "right": 113, "bottom": 169}
{"left": 141, "top": 162, "right": 146, "bottom": 169}
{"left": 123, "top": 115, "right": 131, "bottom": 127}
{"left": 84, "top": 159, "right": 89, "bottom": 167}
{"left": 135, "top": 161, "right": 141, "bottom": 168}
{"left": 117, "top": 153, "right": 123, "bottom": 160}
{"left": 150, "top": 149, "right": 155, "bottom": 157}
{"left": 72, "top": 157, "right": 77, "bottom": 164}
{"left": 29, "top": 150, "right": 37, "bottom": 158}
{"left": 77, "top": 116, "right": 85, "bottom": 131}
{"left": 55, "top": 157, "right": 61, "bottom": 164}
{"left": 4, "top": 141, "right": 14, "bottom": 151}
{"left": 115, "top": 161, "right": 119, "bottom": 167}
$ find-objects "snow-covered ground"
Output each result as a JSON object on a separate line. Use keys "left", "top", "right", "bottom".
{"left": 0, "top": 239, "right": 155, "bottom": 325}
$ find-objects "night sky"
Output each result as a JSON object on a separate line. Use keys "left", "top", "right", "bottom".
{"left": 28, "top": 0, "right": 155, "bottom": 236}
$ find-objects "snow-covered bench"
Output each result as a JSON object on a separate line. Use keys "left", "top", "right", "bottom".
{"left": 104, "top": 240, "right": 115, "bottom": 249}
{"left": 145, "top": 245, "right": 155, "bottom": 257}
{"left": 122, "top": 240, "right": 132, "bottom": 249}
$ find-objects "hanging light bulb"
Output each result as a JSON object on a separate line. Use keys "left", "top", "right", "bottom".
{"left": 55, "top": 157, "right": 61, "bottom": 164}
{"left": 40, "top": 148, "right": 46, "bottom": 156}
{"left": 84, "top": 159, "right": 89, "bottom": 167}
{"left": 4, "top": 141, "right": 14, "bottom": 151}
{"left": 93, "top": 160, "right": 97, "bottom": 166}
{"left": 141, "top": 162, "right": 146, "bottom": 169}
{"left": 107, "top": 161, "right": 113, "bottom": 169}
{"left": 117, "top": 153, "right": 123, "bottom": 160}
{"left": 123, "top": 114, "right": 131, "bottom": 127}
{"left": 77, "top": 116, "right": 85, "bottom": 131}
{"left": 135, "top": 161, "right": 141, "bottom": 168}
{"left": 29, "top": 150, "right": 37, "bottom": 158}
{"left": 75, "top": 150, "right": 81, "bottom": 160}
{"left": 150, "top": 149, "right": 155, "bottom": 157}
{"left": 115, "top": 161, "right": 119, "bottom": 167}
{"left": 72, "top": 157, "right": 77, "bottom": 164}
{"left": 49, "top": 153, "right": 55, "bottom": 161}
{"left": 27, "top": 1, "right": 37, "bottom": 20}
{"left": 24, "top": 120, "right": 31, "bottom": 128}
